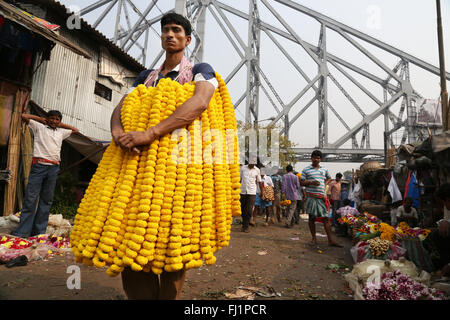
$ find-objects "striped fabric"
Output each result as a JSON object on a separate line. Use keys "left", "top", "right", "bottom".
{"left": 300, "top": 165, "right": 331, "bottom": 197}
{"left": 305, "top": 197, "right": 328, "bottom": 219}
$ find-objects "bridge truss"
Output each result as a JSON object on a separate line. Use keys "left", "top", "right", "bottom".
{"left": 76, "top": 0, "right": 450, "bottom": 162}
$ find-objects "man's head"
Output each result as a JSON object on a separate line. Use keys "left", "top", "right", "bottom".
{"left": 311, "top": 150, "right": 322, "bottom": 167}
{"left": 46, "top": 110, "right": 62, "bottom": 129}
{"left": 160, "top": 13, "right": 192, "bottom": 53}
{"left": 404, "top": 197, "right": 413, "bottom": 208}
{"left": 286, "top": 164, "right": 293, "bottom": 173}
{"left": 336, "top": 173, "right": 343, "bottom": 182}
{"left": 248, "top": 156, "right": 257, "bottom": 169}
{"left": 343, "top": 198, "right": 351, "bottom": 206}
{"left": 437, "top": 183, "right": 450, "bottom": 210}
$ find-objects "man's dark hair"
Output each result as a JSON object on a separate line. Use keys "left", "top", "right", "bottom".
{"left": 336, "top": 173, "right": 343, "bottom": 179}
{"left": 343, "top": 198, "right": 351, "bottom": 206}
{"left": 286, "top": 164, "right": 293, "bottom": 172}
{"left": 311, "top": 150, "right": 322, "bottom": 159}
{"left": 436, "top": 183, "right": 450, "bottom": 200}
{"left": 47, "top": 110, "right": 62, "bottom": 120}
{"left": 161, "top": 13, "right": 192, "bottom": 36}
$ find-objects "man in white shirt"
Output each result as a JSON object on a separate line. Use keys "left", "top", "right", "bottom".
{"left": 396, "top": 197, "right": 419, "bottom": 227}
{"left": 12, "top": 110, "right": 78, "bottom": 238}
{"left": 240, "top": 158, "right": 263, "bottom": 233}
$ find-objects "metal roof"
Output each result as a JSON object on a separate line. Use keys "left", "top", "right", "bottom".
{"left": 0, "top": 0, "right": 92, "bottom": 59}
{"left": 13, "top": 0, "right": 146, "bottom": 72}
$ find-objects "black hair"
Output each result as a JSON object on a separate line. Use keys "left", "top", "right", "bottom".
{"left": 286, "top": 164, "right": 293, "bottom": 172}
{"left": 311, "top": 150, "right": 322, "bottom": 159}
{"left": 47, "top": 110, "right": 62, "bottom": 120}
{"left": 161, "top": 12, "right": 192, "bottom": 36}
{"left": 343, "top": 198, "right": 351, "bottom": 206}
{"left": 404, "top": 197, "right": 413, "bottom": 203}
{"left": 336, "top": 173, "right": 343, "bottom": 179}
{"left": 436, "top": 183, "right": 450, "bottom": 200}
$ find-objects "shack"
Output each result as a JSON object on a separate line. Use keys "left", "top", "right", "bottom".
{"left": 0, "top": 0, "right": 146, "bottom": 216}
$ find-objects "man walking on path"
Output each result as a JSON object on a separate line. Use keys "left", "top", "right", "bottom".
{"left": 240, "top": 158, "right": 263, "bottom": 232}
{"left": 12, "top": 110, "right": 78, "bottom": 238}
{"left": 300, "top": 150, "right": 342, "bottom": 247}
{"left": 282, "top": 164, "right": 299, "bottom": 228}
{"left": 271, "top": 169, "right": 283, "bottom": 222}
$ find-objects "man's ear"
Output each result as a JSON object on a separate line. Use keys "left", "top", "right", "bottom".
{"left": 185, "top": 35, "right": 192, "bottom": 47}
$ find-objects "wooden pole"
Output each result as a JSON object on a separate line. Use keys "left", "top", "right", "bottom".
{"left": 436, "top": 0, "right": 449, "bottom": 131}
{"left": 3, "top": 88, "right": 28, "bottom": 216}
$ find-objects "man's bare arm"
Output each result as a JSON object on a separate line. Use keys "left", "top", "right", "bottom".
{"left": 117, "top": 81, "right": 215, "bottom": 151}
{"left": 21, "top": 113, "right": 45, "bottom": 124}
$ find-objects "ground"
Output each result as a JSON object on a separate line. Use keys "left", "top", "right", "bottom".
{"left": 0, "top": 214, "right": 355, "bottom": 300}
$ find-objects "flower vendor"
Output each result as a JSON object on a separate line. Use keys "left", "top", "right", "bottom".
{"left": 395, "top": 197, "right": 419, "bottom": 228}
{"left": 109, "top": 13, "right": 219, "bottom": 300}
{"left": 281, "top": 164, "right": 300, "bottom": 228}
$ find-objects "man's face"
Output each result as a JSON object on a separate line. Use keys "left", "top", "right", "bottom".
{"left": 161, "top": 23, "right": 191, "bottom": 53}
{"left": 248, "top": 164, "right": 255, "bottom": 169}
{"left": 311, "top": 156, "right": 321, "bottom": 167}
{"left": 47, "top": 115, "right": 61, "bottom": 129}
{"left": 336, "top": 176, "right": 341, "bottom": 183}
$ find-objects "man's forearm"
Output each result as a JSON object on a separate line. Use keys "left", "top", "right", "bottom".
{"left": 151, "top": 94, "right": 208, "bottom": 138}
{"left": 22, "top": 114, "right": 45, "bottom": 123}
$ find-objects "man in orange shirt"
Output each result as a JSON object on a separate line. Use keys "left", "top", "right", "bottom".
{"left": 328, "top": 173, "right": 343, "bottom": 228}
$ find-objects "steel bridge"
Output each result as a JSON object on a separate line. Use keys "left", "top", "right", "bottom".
{"left": 75, "top": 0, "right": 450, "bottom": 162}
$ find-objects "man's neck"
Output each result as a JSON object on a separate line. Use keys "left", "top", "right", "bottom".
{"left": 162, "top": 51, "right": 184, "bottom": 74}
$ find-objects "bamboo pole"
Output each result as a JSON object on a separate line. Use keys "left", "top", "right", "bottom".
{"left": 3, "top": 89, "right": 29, "bottom": 216}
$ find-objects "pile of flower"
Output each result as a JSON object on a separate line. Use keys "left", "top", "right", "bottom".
{"left": 338, "top": 212, "right": 379, "bottom": 227}
{"left": 396, "top": 222, "right": 431, "bottom": 241}
{"left": 363, "top": 269, "right": 447, "bottom": 300}
{"left": 0, "top": 236, "right": 33, "bottom": 250}
{"left": 378, "top": 223, "right": 397, "bottom": 242}
{"left": 28, "top": 235, "right": 70, "bottom": 250}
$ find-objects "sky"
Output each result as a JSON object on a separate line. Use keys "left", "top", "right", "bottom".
{"left": 58, "top": 0, "right": 449, "bottom": 175}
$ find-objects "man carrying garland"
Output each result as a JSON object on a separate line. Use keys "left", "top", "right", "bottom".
{"left": 109, "top": 13, "right": 218, "bottom": 300}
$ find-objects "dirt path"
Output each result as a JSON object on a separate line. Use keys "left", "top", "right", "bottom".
{"left": 0, "top": 215, "right": 354, "bottom": 300}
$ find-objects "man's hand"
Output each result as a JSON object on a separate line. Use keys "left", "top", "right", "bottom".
{"left": 117, "top": 128, "right": 157, "bottom": 153}
{"left": 309, "top": 180, "right": 320, "bottom": 186}
{"left": 438, "top": 220, "right": 449, "bottom": 238}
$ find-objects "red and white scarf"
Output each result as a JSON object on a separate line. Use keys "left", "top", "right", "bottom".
{"left": 143, "top": 55, "right": 193, "bottom": 87}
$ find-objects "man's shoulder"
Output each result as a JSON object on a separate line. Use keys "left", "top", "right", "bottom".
{"left": 193, "top": 62, "right": 214, "bottom": 73}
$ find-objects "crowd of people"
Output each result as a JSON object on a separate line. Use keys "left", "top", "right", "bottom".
{"left": 239, "top": 150, "right": 347, "bottom": 247}
{"left": 239, "top": 150, "right": 450, "bottom": 277}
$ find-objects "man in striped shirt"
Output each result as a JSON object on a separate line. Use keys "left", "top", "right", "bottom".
{"left": 300, "top": 150, "right": 342, "bottom": 247}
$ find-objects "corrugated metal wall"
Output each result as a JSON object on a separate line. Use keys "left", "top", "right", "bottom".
{"left": 31, "top": 44, "right": 137, "bottom": 141}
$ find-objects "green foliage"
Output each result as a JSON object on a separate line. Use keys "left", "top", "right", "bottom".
{"left": 50, "top": 171, "right": 78, "bottom": 219}
{"left": 237, "top": 120, "right": 297, "bottom": 169}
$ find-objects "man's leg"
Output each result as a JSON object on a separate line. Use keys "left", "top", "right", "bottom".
{"left": 241, "top": 194, "right": 250, "bottom": 231}
{"left": 12, "top": 164, "right": 45, "bottom": 238}
{"left": 159, "top": 269, "right": 187, "bottom": 300}
{"left": 32, "top": 165, "right": 59, "bottom": 236}
{"left": 323, "top": 217, "right": 342, "bottom": 247}
{"left": 247, "top": 195, "right": 256, "bottom": 227}
{"left": 285, "top": 200, "right": 297, "bottom": 227}
{"left": 121, "top": 267, "right": 159, "bottom": 299}
{"left": 308, "top": 217, "right": 317, "bottom": 244}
